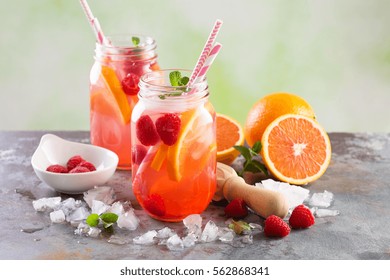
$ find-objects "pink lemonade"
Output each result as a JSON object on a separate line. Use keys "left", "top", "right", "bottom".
{"left": 90, "top": 35, "right": 159, "bottom": 169}
{"left": 131, "top": 70, "right": 217, "bottom": 222}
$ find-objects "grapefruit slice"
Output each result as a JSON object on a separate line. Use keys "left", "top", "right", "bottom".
{"left": 216, "top": 113, "right": 245, "bottom": 165}
{"left": 100, "top": 65, "right": 131, "bottom": 124}
{"left": 261, "top": 114, "right": 331, "bottom": 185}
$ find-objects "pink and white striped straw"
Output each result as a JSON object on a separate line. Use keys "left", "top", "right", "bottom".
{"left": 79, "top": 0, "right": 108, "bottom": 45}
{"left": 188, "top": 19, "right": 223, "bottom": 86}
{"left": 191, "top": 43, "right": 222, "bottom": 85}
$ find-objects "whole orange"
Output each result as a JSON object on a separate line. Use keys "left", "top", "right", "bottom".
{"left": 244, "top": 92, "right": 316, "bottom": 147}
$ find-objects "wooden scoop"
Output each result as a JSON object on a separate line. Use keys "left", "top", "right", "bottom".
{"left": 215, "top": 162, "right": 289, "bottom": 218}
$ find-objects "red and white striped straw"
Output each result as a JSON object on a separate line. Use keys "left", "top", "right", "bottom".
{"left": 188, "top": 19, "right": 223, "bottom": 86}
{"left": 79, "top": 0, "right": 108, "bottom": 45}
{"left": 192, "top": 43, "right": 222, "bottom": 85}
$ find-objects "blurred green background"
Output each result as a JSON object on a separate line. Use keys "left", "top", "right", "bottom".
{"left": 1, "top": 0, "right": 389, "bottom": 132}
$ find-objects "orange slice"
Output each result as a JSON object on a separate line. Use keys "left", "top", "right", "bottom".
{"left": 150, "top": 143, "right": 169, "bottom": 171}
{"left": 216, "top": 113, "right": 245, "bottom": 165}
{"left": 261, "top": 114, "right": 331, "bottom": 185}
{"left": 166, "top": 107, "right": 214, "bottom": 182}
{"left": 100, "top": 65, "right": 131, "bottom": 124}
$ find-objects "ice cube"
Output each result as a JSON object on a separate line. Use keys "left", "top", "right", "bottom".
{"left": 32, "top": 197, "right": 61, "bottom": 212}
{"left": 156, "top": 227, "right": 175, "bottom": 239}
{"left": 200, "top": 220, "right": 219, "bottom": 243}
{"left": 182, "top": 233, "right": 197, "bottom": 248}
{"left": 315, "top": 208, "right": 340, "bottom": 218}
{"left": 257, "top": 179, "right": 310, "bottom": 209}
{"left": 50, "top": 209, "right": 65, "bottom": 223}
{"left": 133, "top": 230, "right": 157, "bottom": 245}
{"left": 91, "top": 200, "right": 110, "bottom": 215}
{"left": 166, "top": 234, "right": 184, "bottom": 251}
{"left": 83, "top": 186, "right": 116, "bottom": 208}
{"left": 117, "top": 210, "right": 139, "bottom": 230}
{"left": 183, "top": 214, "right": 202, "bottom": 238}
{"left": 107, "top": 201, "right": 125, "bottom": 216}
{"left": 240, "top": 234, "right": 253, "bottom": 244}
{"left": 87, "top": 227, "right": 101, "bottom": 238}
{"left": 218, "top": 228, "right": 235, "bottom": 243}
{"left": 308, "top": 191, "right": 334, "bottom": 208}
{"left": 67, "top": 206, "right": 90, "bottom": 222}
{"left": 74, "top": 222, "right": 90, "bottom": 236}
{"left": 249, "top": 223, "right": 263, "bottom": 231}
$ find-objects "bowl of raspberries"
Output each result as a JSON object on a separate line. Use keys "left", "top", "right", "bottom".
{"left": 31, "top": 134, "right": 118, "bottom": 194}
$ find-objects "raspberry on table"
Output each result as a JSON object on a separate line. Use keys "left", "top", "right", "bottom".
{"left": 264, "top": 215, "right": 290, "bottom": 238}
{"left": 136, "top": 115, "right": 160, "bottom": 146}
{"left": 224, "top": 198, "right": 248, "bottom": 219}
{"left": 289, "top": 204, "right": 315, "bottom": 229}
{"left": 155, "top": 113, "right": 181, "bottom": 146}
{"left": 46, "top": 164, "right": 68, "bottom": 173}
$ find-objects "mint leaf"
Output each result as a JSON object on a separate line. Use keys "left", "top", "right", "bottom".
{"left": 229, "top": 220, "right": 251, "bottom": 235}
{"left": 233, "top": 145, "right": 252, "bottom": 162}
{"left": 100, "top": 213, "right": 118, "bottom": 224}
{"left": 132, "top": 36, "right": 140, "bottom": 46}
{"left": 86, "top": 213, "right": 99, "bottom": 227}
{"left": 179, "top": 76, "right": 189, "bottom": 86}
{"left": 234, "top": 141, "right": 268, "bottom": 176}
{"left": 169, "top": 71, "right": 181, "bottom": 86}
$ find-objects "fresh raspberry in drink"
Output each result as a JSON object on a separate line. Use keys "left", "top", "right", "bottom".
{"left": 46, "top": 164, "right": 68, "bottom": 173}
{"left": 132, "top": 145, "right": 147, "bottom": 165}
{"left": 143, "top": 194, "right": 166, "bottom": 217}
{"left": 155, "top": 113, "right": 181, "bottom": 146}
{"left": 121, "top": 73, "right": 140, "bottom": 95}
{"left": 136, "top": 115, "right": 160, "bottom": 146}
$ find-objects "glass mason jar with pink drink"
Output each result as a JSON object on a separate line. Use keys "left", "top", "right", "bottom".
{"left": 90, "top": 35, "right": 159, "bottom": 170}
{"left": 131, "top": 70, "right": 217, "bottom": 222}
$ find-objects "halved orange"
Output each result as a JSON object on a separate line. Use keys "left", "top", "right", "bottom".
{"left": 100, "top": 65, "right": 131, "bottom": 124}
{"left": 216, "top": 113, "right": 245, "bottom": 165}
{"left": 261, "top": 114, "right": 331, "bottom": 185}
{"left": 245, "top": 92, "right": 316, "bottom": 147}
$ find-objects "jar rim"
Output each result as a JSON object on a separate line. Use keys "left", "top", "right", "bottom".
{"left": 138, "top": 69, "right": 208, "bottom": 102}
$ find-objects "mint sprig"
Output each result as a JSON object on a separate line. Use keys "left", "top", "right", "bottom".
{"left": 159, "top": 71, "right": 190, "bottom": 99}
{"left": 86, "top": 212, "right": 119, "bottom": 231}
{"left": 233, "top": 141, "right": 268, "bottom": 177}
{"left": 169, "top": 71, "right": 189, "bottom": 87}
{"left": 132, "top": 36, "right": 140, "bottom": 47}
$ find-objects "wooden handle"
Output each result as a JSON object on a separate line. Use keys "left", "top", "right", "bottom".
{"left": 222, "top": 175, "right": 289, "bottom": 218}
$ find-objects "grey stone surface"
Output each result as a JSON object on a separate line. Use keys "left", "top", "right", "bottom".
{"left": 0, "top": 131, "right": 389, "bottom": 260}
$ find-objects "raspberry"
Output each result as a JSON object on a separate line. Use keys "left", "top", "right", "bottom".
{"left": 121, "top": 73, "right": 140, "bottom": 95}
{"left": 136, "top": 115, "right": 160, "bottom": 146}
{"left": 67, "top": 155, "right": 84, "bottom": 171}
{"left": 155, "top": 113, "right": 181, "bottom": 146}
{"left": 69, "top": 166, "right": 91, "bottom": 173}
{"left": 131, "top": 145, "right": 147, "bottom": 165}
{"left": 46, "top": 164, "right": 68, "bottom": 173}
{"left": 264, "top": 215, "right": 290, "bottom": 238}
{"left": 289, "top": 204, "right": 315, "bottom": 229}
{"left": 78, "top": 161, "right": 96, "bottom": 172}
{"left": 143, "top": 194, "right": 166, "bottom": 217}
{"left": 224, "top": 198, "right": 248, "bottom": 218}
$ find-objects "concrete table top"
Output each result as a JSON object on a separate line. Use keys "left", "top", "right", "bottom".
{"left": 0, "top": 131, "right": 389, "bottom": 260}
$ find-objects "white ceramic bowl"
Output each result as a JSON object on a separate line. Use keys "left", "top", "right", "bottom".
{"left": 31, "top": 134, "right": 119, "bottom": 194}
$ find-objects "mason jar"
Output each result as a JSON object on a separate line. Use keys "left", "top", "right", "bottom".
{"left": 90, "top": 35, "right": 159, "bottom": 170}
{"left": 131, "top": 69, "right": 217, "bottom": 222}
